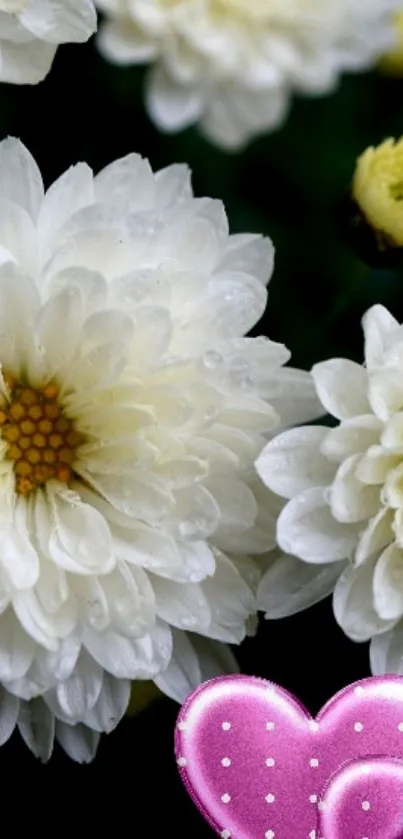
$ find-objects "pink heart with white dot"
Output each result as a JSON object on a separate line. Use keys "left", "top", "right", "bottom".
{"left": 175, "top": 675, "right": 403, "bottom": 838}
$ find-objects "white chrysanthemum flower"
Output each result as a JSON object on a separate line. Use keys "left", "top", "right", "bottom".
{"left": 256, "top": 304, "right": 403, "bottom": 676}
{"left": 0, "top": 137, "right": 320, "bottom": 761}
{"left": 0, "top": 0, "right": 97, "bottom": 84}
{"left": 96, "top": 0, "right": 400, "bottom": 150}
{"left": 0, "top": 635, "right": 237, "bottom": 762}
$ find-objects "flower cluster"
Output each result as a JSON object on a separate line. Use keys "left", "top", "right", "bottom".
{"left": 0, "top": 137, "right": 320, "bottom": 760}
{"left": 96, "top": 0, "right": 401, "bottom": 149}
{"left": 1, "top": 0, "right": 403, "bottom": 769}
{"left": 257, "top": 304, "right": 403, "bottom": 677}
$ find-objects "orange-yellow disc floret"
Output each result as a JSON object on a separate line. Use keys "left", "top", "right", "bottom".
{"left": 0, "top": 375, "right": 84, "bottom": 495}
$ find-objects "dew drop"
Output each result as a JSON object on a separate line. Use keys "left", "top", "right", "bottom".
{"left": 179, "top": 521, "right": 199, "bottom": 538}
{"left": 203, "top": 351, "right": 223, "bottom": 369}
{"left": 180, "top": 615, "right": 197, "bottom": 629}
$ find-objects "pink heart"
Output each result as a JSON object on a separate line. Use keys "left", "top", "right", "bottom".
{"left": 175, "top": 675, "right": 403, "bottom": 839}
{"left": 318, "top": 757, "right": 403, "bottom": 839}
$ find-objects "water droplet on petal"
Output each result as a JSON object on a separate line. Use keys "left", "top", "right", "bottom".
{"left": 203, "top": 351, "right": 223, "bottom": 369}
{"left": 179, "top": 520, "right": 199, "bottom": 538}
{"left": 181, "top": 615, "right": 197, "bottom": 628}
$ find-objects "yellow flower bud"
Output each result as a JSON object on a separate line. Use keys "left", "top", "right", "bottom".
{"left": 353, "top": 137, "right": 403, "bottom": 248}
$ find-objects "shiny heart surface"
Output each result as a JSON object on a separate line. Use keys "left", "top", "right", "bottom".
{"left": 175, "top": 675, "right": 403, "bottom": 839}
{"left": 318, "top": 757, "right": 403, "bottom": 839}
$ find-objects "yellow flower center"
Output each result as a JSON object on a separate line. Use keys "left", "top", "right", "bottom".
{"left": 352, "top": 137, "right": 403, "bottom": 247}
{"left": 0, "top": 374, "right": 83, "bottom": 496}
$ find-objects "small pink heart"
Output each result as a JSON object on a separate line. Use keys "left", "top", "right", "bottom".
{"left": 319, "top": 757, "right": 403, "bottom": 839}
{"left": 175, "top": 675, "right": 403, "bottom": 839}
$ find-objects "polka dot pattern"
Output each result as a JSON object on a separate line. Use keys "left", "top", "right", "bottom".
{"left": 174, "top": 675, "right": 403, "bottom": 839}
{"left": 319, "top": 758, "right": 403, "bottom": 839}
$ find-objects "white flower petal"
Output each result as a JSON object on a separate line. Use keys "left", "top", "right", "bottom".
{"left": 154, "top": 163, "right": 192, "bottom": 209}
{"left": 333, "top": 556, "right": 397, "bottom": 643}
{"left": 257, "top": 553, "right": 346, "bottom": 618}
{"left": 157, "top": 196, "right": 229, "bottom": 272}
{"left": 201, "top": 270, "right": 268, "bottom": 338}
{"left": 18, "top": 697, "right": 55, "bottom": 762}
{"left": 12, "top": 588, "right": 78, "bottom": 650}
{"left": 355, "top": 508, "right": 394, "bottom": 568}
{"left": 81, "top": 673, "right": 130, "bottom": 733}
{"left": 81, "top": 470, "right": 175, "bottom": 522}
{"left": 167, "top": 484, "right": 220, "bottom": 542}
{"left": 6, "top": 634, "right": 81, "bottom": 700}
{"left": 173, "top": 540, "right": 216, "bottom": 584}
{"left": 205, "top": 474, "right": 257, "bottom": 535}
{"left": 35, "top": 559, "right": 70, "bottom": 617}
{"left": 217, "top": 234, "right": 274, "bottom": 286}
{"left": 151, "top": 577, "right": 211, "bottom": 633}
{"left": 97, "top": 15, "right": 159, "bottom": 61}
{"left": 355, "top": 447, "right": 400, "bottom": 485}
{"left": 1, "top": 499, "right": 40, "bottom": 591}
{"left": 256, "top": 426, "right": 334, "bottom": 499}
{"left": 0, "top": 610, "right": 35, "bottom": 681}
{"left": 265, "top": 367, "right": 324, "bottom": 429}
{"left": 71, "top": 575, "right": 110, "bottom": 633}
{"left": 218, "top": 396, "right": 278, "bottom": 432}
{"left": 370, "top": 623, "right": 403, "bottom": 675}
{"left": 94, "top": 153, "right": 155, "bottom": 215}
{"left": 0, "top": 686, "right": 18, "bottom": 746}
{"left": 0, "top": 38, "right": 56, "bottom": 85}
{"left": 321, "top": 416, "right": 382, "bottom": 462}
{"left": 329, "top": 454, "right": 380, "bottom": 524}
{"left": 0, "top": 261, "right": 39, "bottom": 374}
{"left": 33, "top": 285, "right": 83, "bottom": 378}
{"left": 46, "top": 483, "right": 115, "bottom": 576}
{"left": 44, "top": 649, "right": 103, "bottom": 724}
{"left": 0, "top": 138, "right": 43, "bottom": 221}
{"left": 99, "top": 563, "right": 155, "bottom": 638}
{"left": 55, "top": 721, "right": 100, "bottom": 764}
{"left": 154, "top": 629, "right": 239, "bottom": 702}
{"left": 200, "top": 551, "right": 255, "bottom": 643}
{"left": 363, "top": 304, "right": 401, "bottom": 369}
{"left": 0, "top": 198, "right": 37, "bottom": 275}
{"left": 83, "top": 621, "right": 173, "bottom": 680}
{"left": 381, "top": 412, "right": 403, "bottom": 450}
{"left": 125, "top": 305, "right": 173, "bottom": 367}
{"left": 373, "top": 544, "right": 403, "bottom": 621}
{"left": 20, "top": 0, "right": 96, "bottom": 43}
{"left": 153, "top": 629, "right": 201, "bottom": 703}
{"left": 147, "top": 65, "right": 203, "bottom": 131}
{"left": 45, "top": 265, "right": 107, "bottom": 314}
{"left": 368, "top": 368, "right": 403, "bottom": 422}
{"left": 312, "top": 359, "right": 370, "bottom": 420}
{"left": 107, "top": 519, "right": 185, "bottom": 579}
{"left": 38, "top": 162, "right": 94, "bottom": 258}
{"left": 154, "top": 456, "right": 208, "bottom": 489}
{"left": 383, "top": 463, "right": 403, "bottom": 510}
{"left": 277, "top": 487, "right": 360, "bottom": 564}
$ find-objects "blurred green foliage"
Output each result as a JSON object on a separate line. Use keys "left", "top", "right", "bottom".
{"left": 2, "top": 32, "right": 403, "bottom": 372}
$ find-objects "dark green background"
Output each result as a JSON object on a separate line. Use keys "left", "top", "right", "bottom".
{"left": 1, "top": 27, "right": 403, "bottom": 830}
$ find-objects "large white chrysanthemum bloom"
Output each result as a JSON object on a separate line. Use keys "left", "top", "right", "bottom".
{"left": 0, "top": 137, "right": 320, "bottom": 761}
{"left": 256, "top": 304, "right": 403, "bottom": 677}
{"left": 96, "top": 0, "right": 401, "bottom": 150}
{"left": 0, "top": 0, "right": 97, "bottom": 84}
